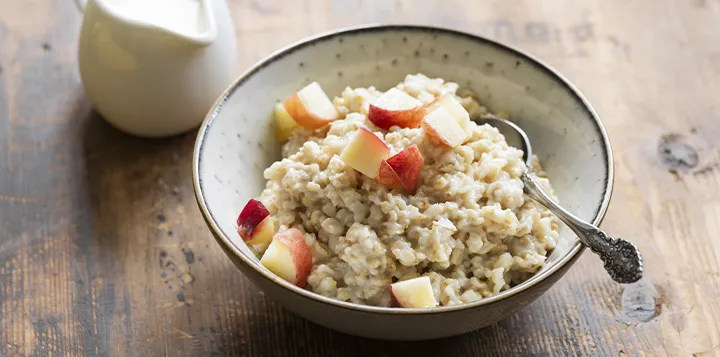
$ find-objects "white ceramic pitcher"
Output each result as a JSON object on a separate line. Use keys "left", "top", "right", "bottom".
{"left": 77, "top": 0, "right": 237, "bottom": 137}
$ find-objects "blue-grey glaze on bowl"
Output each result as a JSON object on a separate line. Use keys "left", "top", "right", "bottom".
{"left": 193, "top": 24, "right": 613, "bottom": 340}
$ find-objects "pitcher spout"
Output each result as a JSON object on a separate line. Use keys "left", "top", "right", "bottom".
{"left": 93, "top": 0, "right": 218, "bottom": 47}
{"left": 169, "top": 0, "right": 218, "bottom": 46}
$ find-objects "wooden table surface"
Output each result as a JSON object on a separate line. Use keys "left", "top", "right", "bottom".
{"left": 2, "top": 0, "right": 720, "bottom": 356}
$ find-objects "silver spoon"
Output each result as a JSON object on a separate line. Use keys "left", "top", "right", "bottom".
{"left": 475, "top": 115, "right": 643, "bottom": 284}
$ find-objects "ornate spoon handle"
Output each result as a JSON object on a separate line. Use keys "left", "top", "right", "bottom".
{"left": 520, "top": 172, "right": 643, "bottom": 284}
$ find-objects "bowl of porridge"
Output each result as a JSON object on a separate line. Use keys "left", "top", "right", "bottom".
{"left": 193, "top": 25, "right": 613, "bottom": 340}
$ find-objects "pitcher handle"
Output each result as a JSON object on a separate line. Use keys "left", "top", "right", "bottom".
{"left": 75, "top": 0, "right": 86, "bottom": 12}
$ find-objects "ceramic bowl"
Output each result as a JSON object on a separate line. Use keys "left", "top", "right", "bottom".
{"left": 193, "top": 25, "right": 613, "bottom": 341}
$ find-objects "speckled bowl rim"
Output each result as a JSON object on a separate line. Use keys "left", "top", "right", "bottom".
{"left": 193, "top": 24, "right": 614, "bottom": 315}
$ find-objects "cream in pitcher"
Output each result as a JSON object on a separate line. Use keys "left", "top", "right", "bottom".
{"left": 77, "top": 0, "right": 237, "bottom": 137}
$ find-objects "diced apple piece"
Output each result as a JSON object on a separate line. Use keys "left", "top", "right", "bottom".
{"left": 377, "top": 160, "right": 403, "bottom": 189}
{"left": 339, "top": 128, "right": 390, "bottom": 178}
{"left": 368, "top": 88, "right": 424, "bottom": 130}
{"left": 389, "top": 276, "right": 438, "bottom": 308}
{"left": 283, "top": 82, "right": 339, "bottom": 129}
{"left": 426, "top": 93, "right": 471, "bottom": 131}
{"left": 274, "top": 103, "right": 300, "bottom": 141}
{"left": 237, "top": 199, "right": 276, "bottom": 245}
{"left": 260, "top": 228, "right": 313, "bottom": 287}
{"left": 422, "top": 107, "right": 468, "bottom": 148}
{"left": 377, "top": 145, "right": 424, "bottom": 191}
{"left": 385, "top": 145, "right": 424, "bottom": 192}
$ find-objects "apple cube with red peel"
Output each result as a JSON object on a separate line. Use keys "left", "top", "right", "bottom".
{"left": 389, "top": 276, "right": 438, "bottom": 308}
{"left": 377, "top": 160, "right": 404, "bottom": 189}
{"left": 425, "top": 93, "right": 471, "bottom": 131}
{"left": 422, "top": 106, "right": 468, "bottom": 148}
{"left": 384, "top": 145, "right": 424, "bottom": 192}
{"left": 339, "top": 127, "right": 390, "bottom": 178}
{"left": 237, "top": 199, "right": 276, "bottom": 245}
{"left": 368, "top": 88, "right": 424, "bottom": 130}
{"left": 274, "top": 102, "right": 300, "bottom": 141}
{"left": 260, "top": 228, "right": 313, "bottom": 287}
{"left": 283, "top": 82, "right": 339, "bottom": 129}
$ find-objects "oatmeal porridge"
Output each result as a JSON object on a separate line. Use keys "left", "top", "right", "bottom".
{"left": 235, "top": 74, "right": 560, "bottom": 308}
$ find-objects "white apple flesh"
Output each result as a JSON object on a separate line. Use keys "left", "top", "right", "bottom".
{"left": 274, "top": 102, "right": 300, "bottom": 141}
{"left": 339, "top": 127, "right": 390, "bottom": 178}
{"left": 425, "top": 93, "right": 471, "bottom": 131}
{"left": 260, "top": 228, "right": 313, "bottom": 287}
{"left": 389, "top": 276, "right": 438, "bottom": 308}
{"left": 422, "top": 106, "right": 468, "bottom": 148}
{"left": 283, "top": 82, "right": 339, "bottom": 129}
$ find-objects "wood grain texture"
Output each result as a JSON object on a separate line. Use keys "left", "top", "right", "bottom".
{"left": 1, "top": 0, "right": 719, "bottom": 355}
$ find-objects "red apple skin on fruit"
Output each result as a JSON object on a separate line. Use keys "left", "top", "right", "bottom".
{"left": 274, "top": 228, "right": 313, "bottom": 287}
{"left": 368, "top": 88, "right": 424, "bottom": 130}
{"left": 377, "top": 160, "right": 403, "bottom": 189}
{"left": 385, "top": 145, "right": 424, "bottom": 192}
{"left": 237, "top": 198, "right": 275, "bottom": 244}
{"left": 368, "top": 105, "right": 423, "bottom": 130}
{"left": 389, "top": 285, "right": 402, "bottom": 307}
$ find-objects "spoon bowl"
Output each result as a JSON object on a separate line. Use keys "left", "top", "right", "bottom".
{"left": 477, "top": 115, "right": 533, "bottom": 166}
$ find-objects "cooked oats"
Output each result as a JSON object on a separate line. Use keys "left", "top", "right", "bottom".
{"left": 257, "top": 74, "right": 560, "bottom": 307}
